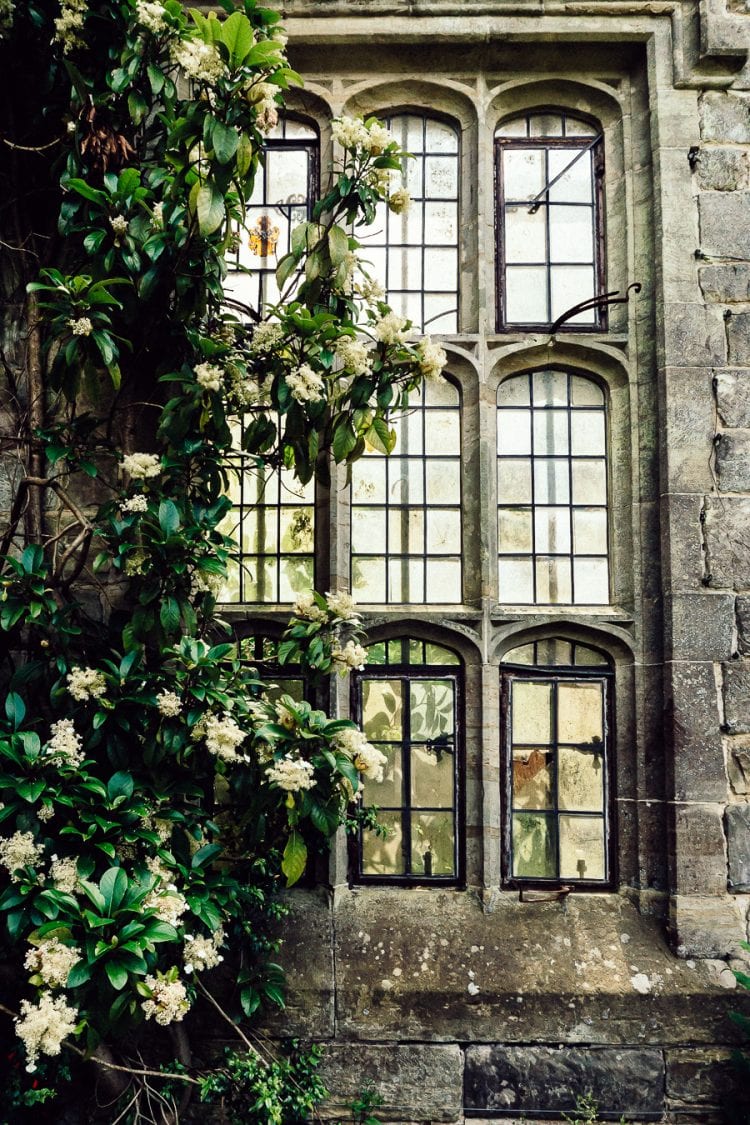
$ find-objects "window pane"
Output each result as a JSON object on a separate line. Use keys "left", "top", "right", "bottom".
{"left": 549, "top": 206, "right": 594, "bottom": 263}
{"left": 535, "top": 507, "right": 571, "bottom": 554}
{"left": 498, "top": 557, "right": 534, "bottom": 602}
{"left": 411, "top": 813, "right": 455, "bottom": 875}
{"left": 548, "top": 149, "right": 593, "bottom": 203}
{"left": 504, "top": 149, "right": 544, "bottom": 200}
{"left": 363, "top": 742, "right": 403, "bottom": 806}
{"left": 388, "top": 508, "right": 423, "bottom": 555}
{"left": 557, "top": 682, "right": 604, "bottom": 743}
{"left": 362, "top": 812, "right": 405, "bottom": 875}
{"left": 513, "top": 812, "right": 557, "bottom": 878}
{"left": 352, "top": 557, "right": 386, "bottom": 602}
{"left": 424, "top": 200, "right": 458, "bottom": 244}
{"left": 425, "top": 558, "right": 462, "bottom": 602}
{"left": 498, "top": 375, "right": 531, "bottom": 407}
{"left": 534, "top": 459, "right": 570, "bottom": 504}
{"left": 498, "top": 508, "right": 533, "bottom": 554}
{"left": 573, "top": 557, "right": 609, "bottom": 603}
{"left": 533, "top": 410, "right": 569, "bottom": 455}
{"left": 513, "top": 747, "right": 553, "bottom": 809}
{"left": 425, "top": 460, "right": 461, "bottom": 504}
{"left": 571, "top": 460, "right": 607, "bottom": 504}
{"left": 558, "top": 745, "right": 605, "bottom": 812}
{"left": 498, "top": 459, "right": 533, "bottom": 504}
{"left": 536, "top": 638, "right": 574, "bottom": 665}
{"left": 559, "top": 815, "right": 605, "bottom": 880}
{"left": 505, "top": 206, "right": 547, "bottom": 264}
{"left": 511, "top": 681, "right": 552, "bottom": 743}
{"left": 571, "top": 375, "right": 604, "bottom": 406}
{"left": 550, "top": 266, "right": 596, "bottom": 323}
{"left": 426, "top": 509, "right": 461, "bottom": 554}
{"left": 571, "top": 411, "right": 606, "bottom": 455}
{"left": 362, "top": 680, "right": 403, "bottom": 740}
{"left": 505, "top": 266, "right": 548, "bottom": 323}
{"left": 529, "top": 113, "right": 564, "bottom": 136}
{"left": 424, "top": 410, "right": 461, "bottom": 456}
{"left": 573, "top": 509, "right": 608, "bottom": 555}
{"left": 411, "top": 680, "right": 455, "bottom": 741}
{"left": 388, "top": 558, "right": 425, "bottom": 603}
{"left": 535, "top": 556, "right": 572, "bottom": 603}
{"left": 279, "top": 558, "right": 314, "bottom": 602}
{"left": 352, "top": 507, "right": 386, "bottom": 554}
{"left": 497, "top": 409, "right": 532, "bottom": 455}
{"left": 533, "top": 369, "right": 568, "bottom": 406}
{"left": 412, "top": 743, "right": 454, "bottom": 806}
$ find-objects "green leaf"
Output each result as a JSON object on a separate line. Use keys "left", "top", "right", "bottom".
{"left": 328, "top": 224, "right": 349, "bottom": 267}
{"left": 128, "top": 91, "right": 148, "bottom": 126}
{"left": 5, "top": 692, "right": 25, "bottom": 729}
{"left": 158, "top": 499, "right": 180, "bottom": 535}
{"left": 100, "top": 867, "right": 128, "bottom": 915}
{"left": 281, "top": 830, "right": 307, "bottom": 888}
{"left": 332, "top": 420, "right": 357, "bottom": 462}
{"left": 160, "top": 596, "right": 180, "bottom": 633}
{"left": 66, "top": 961, "right": 92, "bottom": 988}
{"left": 220, "top": 11, "right": 255, "bottom": 65}
{"left": 191, "top": 843, "right": 223, "bottom": 869}
{"left": 107, "top": 771, "right": 134, "bottom": 802}
{"left": 66, "top": 178, "right": 107, "bottom": 205}
{"left": 196, "top": 182, "right": 225, "bottom": 237}
{"left": 105, "top": 961, "right": 129, "bottom": 991}
{"left": 276, "top": 253, "right": 298, "bottom": 289}
{"left": 18, "top": 779, "right": 46, "bottom": 803}
{"left": 367, "top": 416, "right": 396, "bottom": 455}
{"left": 236, "top": 133, "right": 253, "bottom": 178}
{"left": 212, "top": 120, "right": 239, "bottom": 165}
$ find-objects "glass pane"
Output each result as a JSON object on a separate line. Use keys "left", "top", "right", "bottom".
{"left": 574, "top": 644, "right": 609, "bottom": 667}
{"left": 426, "top": 509, "right": 461, "bottom": 554}
{"left": 498, "top": 375, "right": 530, "bottom": 407}
{"left": 352, "top": 507, "right": 386, "bottom": 554}
{"left": 265, "top": 677, "right": 305, "bottom": 705}
{"left": 534, "top": 459, "right": 570, "bottom": 504}
{"left": 388, "top": 247, "right": 423, "bottom": 290}
{"left": 424, "top": 411, "right": 460, "bottom": 456}
{"left": 513, "top": 812, "right": 557, "bottom": 878}
{"left": 565, "top": 118, "right": 597, "bottom": 138}
{"left": 571, "top": 411, "right": 606, "bottom": 455}
{"left": 388, "top": 508, "right": 424, "bottom": 555}
{"left": 243, "top": 511, "right": 277, "bottom": 554}
{"left": 389, "top": 460, "right": 423, "bottom": 504}
{"left": 267, "top": 149, "right": 309, "bottom": 204}
{"left": 363, "top": 742, "right": 403, "bottom": 806}
{"left": 571, "top": 460, "right": 606, "bottom": 505}
{"left": 535, "top": 556, "right": 572, "bottom": 604}
{"left": 550, "top": 266, "right": 596, "bottom": 323}
{"left": 497, "top": 410, "right": 532, "bottom": 455}
{"left": 424, "top": 643, "right": 460, "bottom": 666}
{"left": 425, "top": 156, "right": 458, "bottom": 198}
{"left": 496, "top": 118, "right": 527, "bottom": 138}
{"left": 425, "top": 119, "right": 459, "bottom": 153}
{"left": 425, "top": 558, "right": 461, "bottom": 602}
{"left": 425, "top": 377, "right": 460, "bottom": 408}
{"left": 498, "top": 459, "right": 532, "bottom": 504}
{"left": 279, "top": 508, "right": 314, "bottom": 552}
{"left": 424, "top": 201, "right": 458, "bottom": 244}
{"left": 367, "top": 642, "right": 387, "bottom": 665}
{"left": 571, "top": 376, "right": 604, "bottom": 406}
{"left": 573, "top": 557, "right": 609, "bottom": 604}
{"left": 513, "top": 747, "right": 553, "bottom": 809}
{"left": 391, "top": 409, "right": 423, "bottom": 456}
{"left": 388, "top": 558, "right": 424, "bottom": 603}
{"left": 505, "top": 206, "right": 546, "bottom": 264}
{"left": 499, "top": 557, "right": 534, "bottom": 603}
{"left": 548, "top": 149, "right": 593, "bottom": 203}
{"left": 423, "top": 296, "right": 457, "bottom": 333}
{"left": 534, "top": 409, "right": 569, "bottom": 455}
{"left": 534, "top": 507, "right": 571, "bottom": 554}
{"left": 536, "top": 638, "right": 573, "bottom": 666}
{"left": 425, "top": 460, "right": 461, "bottom": 504}
{"left": 505, "top": 266, "right": 548, "bottom": 323}
{"left": 424, "top": 248, "right": 458, "bottom": 290}
{"left": 362, "top": 680, "right": 403, "bottom": 740}
{"left": 498, "top": 508, "right": 533, "bottom": 554}
{"left": 549, "top": 206, "right": 594, "bottom": 264}
{"left": 244, "top": 557, "right": 277, "bottom": 602}
{"left": 511, "top": 681, "right": 552, "bottom": 743}
{"left": 559, "top": 815, "right": 605, "bottom": 880}
{"left": 529, "top": 113, "right": 564, "bottom": 137}
{"left": 411, "top": 813, "right": 455, "bottom": 876}
{"left": 504, "top": 644, "right": 535, "bottom": 665}
{"left": 557, "top": 682, "right": 603, "bottom": 744}
{"left": 558, "top": 745, "right": 605, "bottom": 812}
{"left": 279, "top": 557, "right": 314, "bottom": 601}
{"left": 362, "top": 812, "right": 405, "bottom": 875}
{"left": 573, "top": 509, "right": 608, "bottom": 555}
{"left": 352, "top": 459, "right": 386, "bottom": 503}
{"left": 352, "top": 556, "right": 386, "bottom": 601}
{"left": 410, "top": 679, "right": 455, "bottom": 741}
{"left": 412, "top": 742, "right": 454, "bottom": 806}
{"left": 503, "top": 149, "right": 544, "bottom": 200}
{"left": 533, "top": 369, "right": 568, "bottom": 406}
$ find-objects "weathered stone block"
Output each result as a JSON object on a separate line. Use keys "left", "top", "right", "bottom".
{"left": 661, "top": 494, "right": 707, "bottom": 593}
{"left": 663, "top": 303, "right": 727, "bottom": 366}
{"left": 724, "top": 659, "right": 750, "bottom": 734}
{"left": 737, "top": 597, "right": 750, "bottom": 655}
{"left": 667, "top": 662, "right": 726, "bottom": 802}
{"left": 703, "top": 498, "right": 750, "bottom": 590}
{"left": 715, "top": 369, "right": 750, "bottom": 426}
{"left": 666, "top": 593, "right": 734, "bottom": 661}
{"left": 318, "top": 1044, "right": 462, "bottom": 1121}
{"left": 261, "top": 889, "right": 335, "bottom": 1039}
{"left": 728, "top": 311, "right": 750, "bottom": 367}
{"left": 670, "top": 894, "right": 747, "bottom": 957}
{"left": 464, "top": 1046, "right": 664, "bottom": 1116}
{"left": 696, "top": 147, "right": 749, "bottom": 191}
{"left": 700, "top": 194, "right": 750, "bottom": 260}
{"left": 715, "top": 431, "right": 750, "bottom": 492}
{"left": 663, "top": 368, "right": 718, "bottom": 491}
{"left": 672, "top": 804, "right": 728, "bottom": 895}
{"left": 727, "top": 737, "right": 750, "bottom": 795}
{"left": 726, "top": 804, "right": 750, "bottom": 890}
{"left": 700, "top": 92, "right": 750, "bottom": 143}
{"left": 666, "top": 1048, "right": 738, "bottom": 1111}
{"left": 700, "top": 266, "right": 750, "bottom": 304}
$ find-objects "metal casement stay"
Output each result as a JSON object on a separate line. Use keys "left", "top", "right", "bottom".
{"left": 519, "top": 133, "right": 604, "bottom": 215}
{"left": 550, "top": 281, "right": 641, "bottom": 334}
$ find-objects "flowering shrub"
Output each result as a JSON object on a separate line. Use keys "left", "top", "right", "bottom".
{"left": 0, "top": 0, "right": 447, "bottom": 1115}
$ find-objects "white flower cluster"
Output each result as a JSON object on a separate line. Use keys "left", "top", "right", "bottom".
{"left": 249, "top": 322, "right": 283, "bottom": 354}
{"left": 293, "top": 591, "right": 328, "bottom": 623}
{"left": 265, "top": 755, "right": 316, "bottom": 792}
{"left": 418, "top": 338, "right": 448, "bottom": 382}
{"left": 335, "top": 336, "right": 372, "bottom": 377}
{"left": 45, "top": 719, "right": 84, "bottom": 768}
{"left": 156, "top": 690, "right": 182, "bottom": 717}
{"left": 0, "top": 0, "right": 14, "bottom": 35}
{"left": 121, "top": 452, "right": 161, "bottom": 479}
{"left": 246, "top": 82, "right": 279, "bottom": 134}
{"left": 183, "top": 928, "right": 225, "bottom": 973}
{"left": 66, "top": 666, "right": 106, "bottom": 702}
{"left": 332, "top": 728, "right": 387, "bottom": 782}
{"left": 24, "top": 938, "right": 81, "bottom": 989}
{"left": 135, "top": 0, "right": 168, "bottom": 35}
{"left": 120, "top": 494, "right": 148, "bottom": 514}
{"left": 332, "top": 640, "right": 368, "bottom": 673}
{"left": 202, "top": 712, "right": 246, "bottom": 763}
{"left": 374, "top": 311, "right": 408, "bottom": 346}
{"left": 286, "top": 363, "right": 325, "bottom": 405}
{"left": 16, "top": 992, "right": 78, "bottom": 1071}
{"left": 144, "top": 887, "right": 189, "bottom": 929}
{"left": 356, "top": 276, "right": 385, "bottom": 304}
{"left": 227, "top": 368, "right": 272, "bottom": 410}
{"left": 190, "top": 569, "right": 224, "bottom": 599}
{"left": 275, "top": 702, "right": 297, "bottom": 731}
{"left": 326, "top": 590, "right": 359, "bottom": 621}
{"left": 54, "top": 0, "right": 86, "bottom": 53}
{"left": 142, "top": 972, "right": 190, "bottom": 1026}
{"left": 151, "top": 201, "right": 164, "bottom": 229}
{"left": 50, "top": 855, "right": 78, "bottom": 894}
{"left": 368, "top": 167, "right": 392, "bottom": 196}
{"left": 110, "top": 214, "right": 128, "bottom": 237}
{"left": 68, "top": 317, "right": 93, "bottom": 337}
{"left": 195, "top": 362, "right": 223, "bottom": 392}
{"left": 0, "top": 832, "right": 44, "bottom": 882}
{"left": 388, "top": 187, "right": 411, "bottom": 215}
{"left": 332, "top": 116, "right": 394, "bottom": 155}
{"left": 171, "top": 38, "right": 224, "bottom": 84}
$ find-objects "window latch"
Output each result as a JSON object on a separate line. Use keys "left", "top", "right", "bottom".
{"left": 550, "top": 281, "right": 642, "bottom": 334}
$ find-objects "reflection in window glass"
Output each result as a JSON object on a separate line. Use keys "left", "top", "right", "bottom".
{"left": 224, "top": 118, "right": 318, "bottom": 315}
{"left": 497, "top": 370, "right": 609, "bottom": 605}
{"left": 357, "top": 114, "right": 459, "bottom": 333}
{"left": 504, "top": 654, "right": 611, "bottom": 885}
{"left": 495, "top": 112, "right": 603, "bottom": 329}
{"left": 354, "top": 638, "right": 461, "bottom": 881}
{"left": 351, "top": 378, "right": 462, "bottom": 604}
{"left": 221, "top": 422, "right": 315, "bottom": 603}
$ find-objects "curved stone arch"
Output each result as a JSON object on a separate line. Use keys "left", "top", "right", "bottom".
{"left": 486, "top": 77, "right": 625, "bottom": 133}
{"left": 342, "top": 79, "right": 478, "bottom": 134}
{"left": 487, "top": 340, "right": 631, "bottom": 398}
{"left": 490, "top": 618, "right": 635, "bottom": 670}
{"left": 362, "top": 617, "right": 483, "bottom": 667}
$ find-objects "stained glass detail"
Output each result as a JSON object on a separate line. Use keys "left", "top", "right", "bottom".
{"left": 497, "top": 371, "right": 608, "bottom": 605}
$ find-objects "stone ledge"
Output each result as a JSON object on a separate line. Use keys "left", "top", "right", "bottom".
{"left": 318, "top": 1043, "right": 463, "bottom": 1121}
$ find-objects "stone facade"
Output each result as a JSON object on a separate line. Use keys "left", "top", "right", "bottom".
{"left": 220, "top": 0, "right": 750, "bottom": 1119}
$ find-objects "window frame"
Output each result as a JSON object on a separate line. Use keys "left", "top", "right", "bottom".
{"left": 350, "top": 644, "right": 465, "bottom": 887}
{"left": 494, "top": 108, "right": 606, "bottom": 334}
{"left": 501, "top": 656, "right": 616, "bottom": 891}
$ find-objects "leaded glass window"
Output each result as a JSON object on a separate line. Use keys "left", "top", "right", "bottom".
{"left": 236, "top": 634, "right": 306, "bottom": 703}
{"left": 351, "top": 377, "right": 462, "bottom": 604}
{"left": 224, "top": 118, "right": 319, "bottom": 315}
{"left": 503, "top": 641, "right": 612, "bottom": 887}
{"left": 220, "top": 423, "right": 315, "bottom": 603}
{"left": 495, "top": 111, "right": 604, "bottom": 330}
{"left": 356, "top": 113, "right": 459, "bottom": 333}
{"left": 497, "top": 370, "right": 609, "bottom": 605}
{"left": 354, "top": 638, "right": 462, "bottom": 882}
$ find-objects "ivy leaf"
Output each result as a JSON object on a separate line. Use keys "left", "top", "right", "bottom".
{"left": 195, "top": 183, "right": 225, "bottom": 237}
{"left": 281, "top": 829, "right": 307, "bottom": 888}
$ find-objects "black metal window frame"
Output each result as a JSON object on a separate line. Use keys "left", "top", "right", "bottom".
{"left": 496, "top": 367, "right": 610, "bottom": 607}
{"left": 350, "top": 648, "right": 465, "bottom": 887}
{"left": 501, "top": 661, "right": 616, "bottom": 891}
{"left": 494, "top": 109, "right": 606, "bottom": 334}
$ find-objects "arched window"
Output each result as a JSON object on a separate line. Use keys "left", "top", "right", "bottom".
{"left": 495, "top": 111, "right": 605, "bottom": 331}
{"left": 353, "top": 637, "right": 463, "bottom": 883}
{"left": 356, "top": 112, "right": 460, "bottom": 333}
{"left": 225, "top": 117, "right": 319, "bottom": 315}
{"left": 351, "top": 375, "right": 462, "bottom": 604}
{"left": 497, "top": 369, "right": 609, "bottom": 605}
{"left": 502, "top": 638, "right": 613, "bottom": 887}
